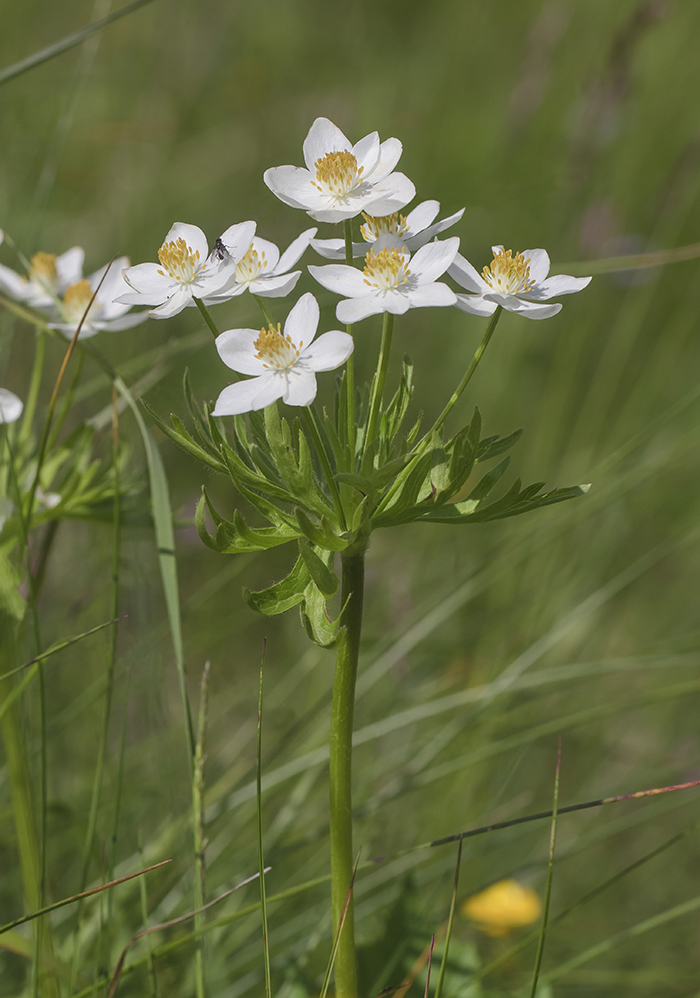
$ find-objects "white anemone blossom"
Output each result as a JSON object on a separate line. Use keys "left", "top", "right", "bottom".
{"left": 116, "top": 221, "right": 255, "bottom": 318}
{"left": 0, "top": 388, "right": 23, "bottom": 424}
{"left": 311, "top": 201, "right": 464, "bottom": 260}
{"left": 449, "top": 246, "right": 592, "bottom": 320}
{"left": 309, "top": 234, "right": 459, "bottom": 324}
{"left": 212, "top": 292, "right": 353, "bottom": 416}
{"left": 47, "top": 257, "right": 149, "bottom": 339}
{"left": 0, "top": 246, "right": 85, "bottom": 309}
{"left": 264, "top": 117, "right": 416, "bottom": 224}
{"left": 205, "top": 226, "right": 317, "bottom": 301}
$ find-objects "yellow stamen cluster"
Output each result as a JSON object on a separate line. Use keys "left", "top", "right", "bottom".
{"left": 312, "top": 150, "right": 363, "bottom": 197}
{"left": 482, "top": 248, "right": 535, "bottom": 295}
{"left": 461, "top": 879, "right": 541, "bottom": 937}
{"left": 360, "top": 211, "right": 409, "bottom": 243}
{"left": 63, "top": 279, "right": 97, "bottom": 322}
{"left": 236, "top": 244, "right": 267, "bottom": 283}
{"left": 363, "top": 246, "right": 411, "bottom": 289}
{"left": 30, "top": 251, "right": 58, "bottom": 289}
{"left": 157, "top": 237, "right": 202, "bottom": 282}
{"left": 254, "top": 323, "right": 301, "bottom": 370}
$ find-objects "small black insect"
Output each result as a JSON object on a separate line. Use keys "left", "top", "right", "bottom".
{"left": 212, "top": 237, "right": 229, "bottom": 262}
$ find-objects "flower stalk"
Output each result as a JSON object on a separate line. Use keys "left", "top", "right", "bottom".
{"left": 329, "top": 541, "right": 366, "bottom": 998}
{"left": 362, "top": 311, "right": 394, "bottom": 463}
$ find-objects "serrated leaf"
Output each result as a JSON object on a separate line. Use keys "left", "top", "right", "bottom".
{"left": 335, "top": 473, "right": 377, "bottom": 505}
{"left": 141, "top": 400, "right": 227, "bottom": 474}
{"left": 195, "top": 493, "right": 220, "bottom": 551}
{"left": 244, "top": 555, "right": 310, "bottom": 615}
{"left": 300, "top": 578, "right": 341, "bottom": 648}
{"left": 466, "top": 456, "right": 511, "bottom": 502}
{"left": 476, "top": 427, "right": 524, "bottom": 463}
{"left": 417, "top": 483, "right": 589, "bottom": 524}
{"left": 295, "top": 508, "right": 348, "bottom": 551}
{"left": 298, "top": 541, "right": 339, "bottom": 597}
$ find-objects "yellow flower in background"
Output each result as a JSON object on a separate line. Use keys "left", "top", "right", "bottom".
{"left": 461, "top": 879, "right": 542, "bottom": 937}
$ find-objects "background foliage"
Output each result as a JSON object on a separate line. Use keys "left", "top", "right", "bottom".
{"left": 2, "top": 0, "right": 700, "bottom": 995}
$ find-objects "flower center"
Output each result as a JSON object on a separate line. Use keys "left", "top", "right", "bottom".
{"left": 29, "top": 251, "right": 58, "bottom": 291}
{"left": 254, "top": 323, "right": 302, "bottom": 371}
{"left": 312, "top": 150, "right": 363, "bottom": 198}
{"left": 63, "top": 280, "right": 100, "bottom": 323}
{"left": 482, "top": 248, "right": 535, "bottom": 295}
{"left": 360, "top": 212, "right": 409, "bottom": 243}
{"left": 362, "top": 246, "right": 411, "bottom": 290}
{"left": 157, "top": 237, "right": 202, "bottom": 282}
{"left": 235, "top": 244, "right": 267, "bottom": 283}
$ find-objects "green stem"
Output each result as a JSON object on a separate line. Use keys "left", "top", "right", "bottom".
{"left": 302, "top": 408, "right": 347, "bottom": 531}
{"left": 431, "top": 306, "right": 502, "bottom": 434}
{"left": 193, "top": 297, "right": 221, "bottom": 338}
{"left": 329, "top": 542, "right": 366, "bottom": 998}
{"left": 20, "top": 330, "right": 45, "bottom": 444}
{"left": 254, "top": 295, "right": 275, "bottom": 329}
{"left": 343, "top": 220, "right": 356, "bottom": 468}
{"left": 362, "top": 311, "right": 394, "bottom": 464}
{"left": 193, "top": 662, "right": 210, "bottom": 998}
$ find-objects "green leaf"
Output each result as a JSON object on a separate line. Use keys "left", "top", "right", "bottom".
{"left": 299, "top": 579, "right": 341, "bottom": 648}
{"left": 476, "top": 427, "right": 524, "bottom": 463}
{"left": 334, "top": 473, "right": 377, "bottom": 506}
{"left": 216, "top": 509, "right": 298, "bottom": 553}
{"left": 418, "top": 483, "right": 590, "bottom": 524}
{"left": 298, "top": 541, "right": 339, "bottom": 597}
{"left": 465, "top": 456, "right": 511, "bottom": 501}
{"left": 243, "top": 555, "right": 310, "bottom": 615}
{"left": 141, "top": 400, "right": 227, "bottom": 474}
{"left": 195, "top": 494, "right": 220, "bottom": 552}
{"left": 295, "top": 508, "right": 348, "bottom": 551}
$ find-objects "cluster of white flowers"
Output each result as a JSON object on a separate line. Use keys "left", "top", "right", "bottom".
{"left": 0, "top": 118, "right": 592, "bottom": 417}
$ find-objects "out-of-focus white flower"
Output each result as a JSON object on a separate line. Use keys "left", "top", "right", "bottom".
{"left": 264, "top": 117, "right": 415, "bottom": 224}
{"left": 47, "top": 257, "right": 148, "bottom": 339}
{"left": 309, "top": 235, "right": 459, "bottom": 324}
{"left": 0, "top": 247, "right": 84, "bottom": 308}
{"left": 116, "top": 222, "right": 255, "bottom": 318}
{"left": 449, "top": 246, "right": 592, "bottom": 320}
{"left": 205, "top": 227, "right": 317, "bottom": 301}
{"left": 212, "top": 292, "right": 353, "bottom": 415}
{"left": 311, "top": 201, "right": 464, "bottom": 260}
{"left": 0, "top": 388, "right": 23, "bottom": 423}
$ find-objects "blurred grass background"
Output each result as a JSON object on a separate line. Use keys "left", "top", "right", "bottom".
{"left": 3, "top": 0, "right": 700, "bottom": 994}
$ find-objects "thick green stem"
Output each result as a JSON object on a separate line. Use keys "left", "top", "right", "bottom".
{"left": 193, "top": 297, "right": 221, "bottom": 338}
{"left": 431, "top": 306, "right": 502, "bottom": 434}
{"left": 362, "top": 311, "right": 394, "bottom": 463}
{"left": 343, "top": 220, "right": 356, "bottom": 467}
{"left": 329, "top": 543, "right": 366, "bottom": 998}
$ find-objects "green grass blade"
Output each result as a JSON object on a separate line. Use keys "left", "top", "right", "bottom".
{"left": 433, "top": 836, "right": 463, "bottom": 998}
{"left": 257, "top": 648, "right": 272, "bottom": 998}
{"left": 528, "top": 740, "right": 561, "bottom": 997}
{"left": 193, "top": 662, "right": 210, "bottom": 998}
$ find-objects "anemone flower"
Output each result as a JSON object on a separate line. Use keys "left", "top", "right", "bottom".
{"left": 47, "top": 257, "right": 148, "bottom": 339}
{"left": 205, "top": 227, "right": 317, "bottom": 301}
{"left": 311, "top": 201, "right": 464, "bottom": 259}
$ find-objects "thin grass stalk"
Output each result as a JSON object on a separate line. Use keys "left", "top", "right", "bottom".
{"left": 19, "top": 330, "right": 45, "bottom": 444}
{"left": 362, "top": 311, "right": 394, "bottom": 462}
{"left": 528, "top": 740, "right": 561, "bottom": 997}
{"left": 257, "top": 651, "right": 272, "bottom": 998}
{"left": 138, "top": 837, "right": 159, "bottom": 998}
{"left": 193, "top": 662, "right": 211, "bottom": 998}
{"left": 433, "top": 836, "right": 463, "bottom": 998}
{"left": 424, "top": 936, "right": 436, "bottom": 998}
{"left": 329, "top": 542, "right": 366, "bottom": 998}
{"left": 343, "top": 218, "right": 356, "bottom": 465}
{"left": 320, "top": 851, "right": 362, "bottom": 998}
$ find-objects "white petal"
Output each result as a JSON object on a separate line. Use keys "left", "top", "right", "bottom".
{"left": 491, "top": 244, "right": 504, "bottom": 255}
{"left": 55, "top": 246, "right": 85, "bottom": 287}
{"left": 362, "top": 173, "right": 416, "bottom": 215}
{"left": 302, "top": 330, "right": 354, "bottom": 371}
{"left": 506, "top": 298, "right": 562, "bottom": 319}
{"left": 219, "top": 220, "right": 257, "bottom": 262}
{"left": 249, "top": 236, "right": 280, "bottom": 273}
{"left": 521, "top": 248, "right": 550, "bottom": 285}
{"left": 216, "top": 329, "right": 267, "bottom": 376}
{"left": 148, "top": 286, "right": 192, "bottom": 318}
{"left": 303, "top": 117, "right": 352, "bottom": 172}
{"left": 448, "top": 253, "right": 490, "bottom": 293}
{"left": 285, "top": 292, "right": 319, "bottom": 346}
{"left": 404, "top": 200, "right": 440, "bottom": 235}
{"left": 336, "top": 295, "right": 386, "bottom": 324}
{"left": 406, "top": 283, "right": 457, "bottom": 309}
{"left": 310, "top": 237, "right": 346, "bottom": 260}
{"left": 365, "top": 137, "right": 402, "bottom": 183}
{"left": 272, "top": 227, "right": 317, "bottom": 275}
{"left": 309, "top": 264, "right": 370, "bottom": 297}
{"left": 162, "top": 223, "right": 209, "bottom": 262}
{"left": 0, "top": 262, "right": 32, "bottom": 299}
{"left": 406, "top": 208, "right": 465, "bottom": 250}
{"left": 454, "top": 294, "right": 497, "bottom": 317}
{"left": 0, "top": 388, "right": 23, "bottom": 423}
{"left": 264, "top": 166, "right": 329, "bottom": 211}
{"left": 91, "top": 256, "right": 130, "bottom": 307}
{"left": 522, "top": 273, "right": 592, "bottom": 300}
{"left": 120, "top": 262, "right": 173, "bottom": 302}
{"left": 99, "top": 311, "right": 150, "bottom": 331}
{"left": 352, "top": 131, "right": 380, "bottom": 178}
{"left": 212, "top": 374, "right": 282, "bottom": 415}
{"left": 409, "top": 237, "right": 460, "bottom": 283}
{"left": 381, "top": 291, "right": 412, "bottom": 315}
{"left": 252, "top": 272, "right": 301, "bottom": 298}
{"left": 282, "top": 370, "right": 318, "bottom": 407}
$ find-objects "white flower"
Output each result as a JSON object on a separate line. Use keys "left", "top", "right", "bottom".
{"left": 0, "top": 388, "right": 23, "bottom": 423}
{"left": 311, "top": 201, "right": 464, "bottom": 260}
{"left": 449, "top": 246, "right": 592, "bottom": 320}
{"left": 205, "top": 226, "right": 317, "bottom": 301}
{"left": 212, "top": 292, "right": 353, "bottom": 415}
{"left": 309, "top": 234, "right": 459, "bottom": 324}
{"left": 46, "top": 257, "right": 148, "bottom": 339}
{"left": 116, "top": 221, "right": 255, "bottom": 318}
{"left": 0, "top": 247, "right": 84, "bottom": 308}
{"left": 264, "top": 117, "right": 416, "bottom": 224}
